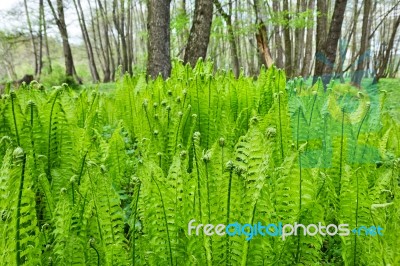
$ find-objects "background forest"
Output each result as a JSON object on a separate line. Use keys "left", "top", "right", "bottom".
{"left": 1, "top": 0, "right": 400, "bottom": 265}
{"left": 0, "top": 0, "right": 399, "bottom": 85}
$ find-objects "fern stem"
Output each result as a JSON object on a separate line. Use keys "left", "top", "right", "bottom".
{"left": 353, "top": 169, "right": 359, "bottom": 266}
{"left": 242, "top": 199, "right": 258, "bottom": 266}
{"left": 77, "top": 151, "right": 88, "bottom": 185}
{"left": 174, "top": 115, "right": 183, "bottom": 155}
{"left": 143, "top": 104, "right": 153, "bottom": 133}
{"left": 47, "top": 89, "right": 61, "bottom": 179}
{"left": 29, "top": 101, "right": 35, "bottom": 154}
{"left": 245, "top": 81, "right": 249, "bottom": 132}
{"left": 295, "top": 107, "right": 303, "bottom": 263}
{"left": 10, "top": 93, "right": 20, "bottom": 146}
{"left": 196, "top": 77, "right": 201, "bottom": 138}
{"left": 353, "top": 106, "right": 370, "bottom": 160}
{"left": 38, "top": 174, "right": 54, "bottom": 219}
{"left": 167, "top": 107, "right": 171, "bottom": 129}
{"left": 206, "top": 78, "right": 211, "bottom": 149}
{"left": 305, "top": 93, "right": 318, "bottom": 154}
{"left": 131, "top": 182, "right": 141, "bottom": 265}
{"left": 16, "top": 152, "right": 27, "bottom": 266}
{"left": 192, "top": 135, "right": 212, "bottom": 264}
{"left": 277, "top": 71, "right": 284, "bottom": 161}
{"left": 88, "top": 169, "right": 104, "bottom": 242}
{"left": 192, "top": 137, "right": 203, "bottom": 220}
{"left": 226, "top": 168, "right": 233, "bottom": 266}
{"left": 71, "top": 182, "right": 75, "bottom": 205}
{"left": 205, "top": 162, "right": 211, "bottom": 223}
{"left": 128, "top": 86, "right": 135, "bottom": 136}
{"left": 115, "top": 141, "right": 122, "bottom": 177}
{"left": 90, "top": 240, "right": 101, "bottom": 266}
{"left": 308, "top": 93, "right": 318, "bottom": 127}
{"left": 322, "top": 114, "right": 329, "bottom": 166}
{"left": 181, "top": 106, "right": 191, "bottom": 148}
{"left": 182, "top": 89, "right": 187, "bottom": 109}
{"left": 150, "top": 173, "right": 173, "bottom": 266}
{"left": 296, "top": 107, "right": 301, "bottom": 149}
{"left": 339, "top": 108, "right": 345, "bottom": 194}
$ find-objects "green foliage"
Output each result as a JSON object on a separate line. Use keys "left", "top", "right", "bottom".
{"left": 40, "top": 64, "right": 80, "bottom": 89}
{"left": 0, "top": 63, "right": 399, "bottom": 265}
{"left": 270, "top": 9, "right": 315, "bottom": 29}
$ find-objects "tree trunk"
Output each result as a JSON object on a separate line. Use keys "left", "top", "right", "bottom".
{"left": 118, "top": 0, "right": 129, "bottom": 74}
{"left": 127, "top": 0, "right": 134, "bottom": 74}
{"left": 73, "top": 0, "right": 100, "bottom": 82}
{"left": 352, "top": 0, "right": 372, "bottom": 86}
{"left": 335, "top": 0, "right": 360, "bottom": 82}
{"left": 24, "top": 0, "right": 39, "bottom": 77}
{"left": 313, "top": 0, "right": 328, "bottom": 83}
{"left": 283, "top": 0, "right": 293, "bottom": 77}
{"left": 392, "top": 54, "right": 400, "bottom": 78}
{"left": 313, "top": 0, "right": 348, "bottom": 87}
{"left": 42, "top": 0, "right": 52, "bottom": 74}
{"left": 112, "top": 1, "right": 122, "bottom": 68}
{"left": 214, "top": 0, "right": 239, "bottom": 77}
{"left": 350, "top": 0, "right": 359, "bottom": 74}
{"left": 272, "top": 0, "right": 284, "bottom": 69}
{"left": 375, "top": 15, "right": 400, "bottom": 82}
{"left": 147, "top": 0, "right": 172, "bottom": 79}
{"left": 184, "top": 0, "right": 214, "bottom": 67}
{"left": 294, "top": 0, "right": 307, "bottom": 76}
{"left": 88, "top": 0, "right": 105, "bottom": 79}
{"left": 255, "top": 20, "right": 274, "bottom": 69}
{"left": 96, "top": 0, "right": 112, "bottom": 82}
{"left": 301, "top": 0, "right": 315, "bottom": 77}
{"left": 47, "top": 0, "right": 81, "bottom": 83}
{"left": 38, "top": 0, "right": 44, "bottom": 78}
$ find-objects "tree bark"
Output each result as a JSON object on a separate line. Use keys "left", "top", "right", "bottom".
{"left": 38, "top": 0, "right": 44, "bottom": 78}
{"left": 214, "top": 0, "right": 239, "bottom": 77}
{"left": 283, "top": 0, "right": 293, "bottom": 77}
{"left": 313, "top": 0, "right": 348, "bottom": 87}
{"left": 24, "top": 0, "right": 39, "bottom": 77}
{"left": 72, "top": 0, "right": 100, "bottom": 82}
{"left": 301, "top": 0, "right": 315, "bottom": 77}
{"left": 294, "top": 0, "right": 307, "bottom": 76}
{"left": 116, "top": 0, "right": 129, "bottom": 74}
{"left": 112, "top": 1, "right": 122, "bottom": 68}
{"left": 375, "top": 15, "right": 400, "bottom": 82}
{"left": 255, "top": 20, "right": 274, "bottom": 69}
{"left": 47, "top": 0, "right": 81, "bottom": 83}
{"left": 96, "top": 0, "right": 113, "bottom": 82}
{"left": 127, "top": 0, "right": 134, "bottom": 74}
{"left": 41, "top": 0, "right": 52, "bottom": 74}
{"left": 271, "top": 0, "right": 284, "bottom": 69}
{"left": 313, "top": 0, "right": 328, "bottom": 82}
{"left": 351, "top": 0, "right": 372, "bottom": 86}
{"left": 147, "top": 0, "right": 172, "bottom": 79}
{"left": 184, "top": 0, "right": 214, "bottom": 67}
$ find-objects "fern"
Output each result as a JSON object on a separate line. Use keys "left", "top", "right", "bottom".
{"left": 0, "top": 63, "right": 398, "bottom": 265}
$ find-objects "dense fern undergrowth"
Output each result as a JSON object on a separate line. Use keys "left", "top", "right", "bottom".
{"left": 0, "top": 62, "right": 399, "bottom": 265}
